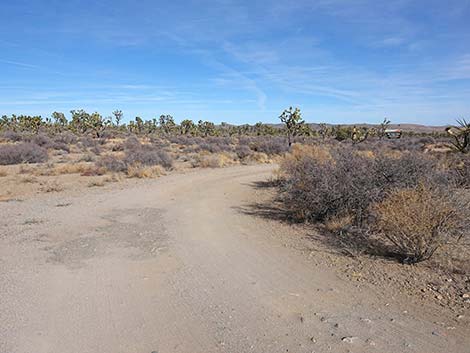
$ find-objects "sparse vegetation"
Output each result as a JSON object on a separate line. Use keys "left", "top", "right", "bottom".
{"left": 1, "top": 110, "right": 468, "bottom": 269}
{"left": 277, "top": 137, "right": 469, "bottom": 265}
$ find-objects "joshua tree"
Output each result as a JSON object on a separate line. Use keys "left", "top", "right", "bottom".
{"left": 112, "top": 110, "right": 123, "bottom": 127}
{"left": 52, "top": 112, "right": 67, "bottom": 127}
{"left": 88, "top": 112, "right": 110, "bottom": 138}
{"left": 180, "top": 119, "right": 196, "bottom": 135}
{"left": 351, "top": 126, "right": 369, "bottom": 144}
{"left": 378, "top": 118, "right": 391, "bottom": 140}
{"left": 70, "top": 109, "right": 90, "bottom": 134}
{"left": 446, "top": 119, "right": 470, "bottom": 153}
{"left": 159, "top": 114, "right": 176, "bottom": 135}
{"left": 198, "top": 120, "right": 215, "bottom": 137}
{"left": 318, "top": 123, "right": 330, "bottom": 140}
{"left": 279, "top": 107, "right": 304, "bottom": 147}
{"left": 16, "top": 115, "right": 43, "bottom": 133}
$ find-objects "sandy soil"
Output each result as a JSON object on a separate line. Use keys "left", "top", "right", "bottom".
{"left": 1, "top": 164, "right": 469, "bottom": 353}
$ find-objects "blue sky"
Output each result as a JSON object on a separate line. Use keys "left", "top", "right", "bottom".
{"left": 1, "top": 0, "right": 469, "bottom": 125}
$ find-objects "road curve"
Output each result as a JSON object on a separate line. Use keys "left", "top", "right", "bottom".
{"left": 0, "top": 165, "right": 468, "bottom": 353}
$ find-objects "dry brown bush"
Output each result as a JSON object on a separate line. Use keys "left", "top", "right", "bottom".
{"left": 373, "top": 184, "right": 466, "bottom": 263}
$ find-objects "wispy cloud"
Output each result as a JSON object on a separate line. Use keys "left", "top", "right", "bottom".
{"left": 0, "top": 59, "right": 40, "bottom": 69}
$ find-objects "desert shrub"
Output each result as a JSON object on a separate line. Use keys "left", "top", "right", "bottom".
{"left": 0, "top": 143, "right": 48, "bottom": 165}
{"left": 446, "top": 154, "right": 470, "bottom": 188}
{"left": 96, "top": 155, "right": 127, "bottom": 173}
{"left": 117, "top": 135, "right": 173, "bottom": 170}
{"left": 235, "top": 145, "right": 252, "bottom": 159}
{"left": 249, "top": 136, "right": 289, "bottom": 155}
{"left": 50, "top": 141, "right": 70, "bottom": 152}
{"left": 149, "top": 136, "right": 170, "bottom": 148}
{"left": 280, "top": 147, "right": 377, "bottom": 223}
{"left": 124, "top": 145, "right": 172, "bottom": 169}
{"left": 80, "top": 136, "right": 97, "bottom": 148}
{"left": 207, "top": 136, "right": 232, "bottom": 146}
{"left": 1, "top": 130, "right": 23, "bottom": 142}
{"left": 198, "top": 142, "right": 222, "bottom": 153}
{"left": 90, "top": 145, "right": 101, "bottom": 155}
{"left": 24, "top": 133, "right": 69, "bottom": 152}
{"left": 196, "top": 137, "right": 233, "bottom": 153}
{"left": 279, "top": 146, "right": 447, "bottom": 225}
{"left": 111, "top": 143, "right": 124, "bottom": 151}
{"left": 54, "top": 131, "right": 77, "bottom": 145}
{"left": 415, "top": 136, "right": 436, "bottom": 145}
{"left": 123, "top": 135, "right": 141, "bottom": 150}
{"left": 374, "top": 152, "right": 450, "bottom": 187}
{"left": 373, "top": 184, "right": 466, "bottom": 263}
{"left": 168, "top": 135, "right": 189, "bottom": 145}
{"left": 30, "top": 133, "right": 53, "bottom": 147}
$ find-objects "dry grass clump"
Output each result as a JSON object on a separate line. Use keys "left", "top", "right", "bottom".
{"left": 373, "top": 185, "right": 466, "bottom": 263}
{"left": 324, "top": 214, "right": 354, "bottom": 234}
{"left": 249, "top": 152, "right": 271, "bottom": 164}
{"left": 87, "top": 179, "right": 106, "bottom": 187}
{"left": 354, "top": 149, "right": 375, "bottom": 159}
{"left": 31, "top": 162, "right": 97, "bottom": 177}
{"left": 194, "top": 153, "right": 234, "bottom": 168}
{"left": 54, "top": 163, "right": 93, "bottom": 175}
{"left": 126, "top": 164, "right": 164, "bottom": 178}
{"left": 40, "top": 180, "right": 64, "bottom": 193}
{"left": 291, "top": 144, "right": 333, "bottom": 162}
{"left": 280, "top": 144, "right": 333, "bottom": 176}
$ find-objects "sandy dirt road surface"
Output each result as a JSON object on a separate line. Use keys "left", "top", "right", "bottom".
{"left": 1, "top": 165, "right": 468, "bottom": 353}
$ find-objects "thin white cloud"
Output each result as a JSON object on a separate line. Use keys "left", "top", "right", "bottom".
{"left": 0, "top": 59, "right": 40, "bottom": 69}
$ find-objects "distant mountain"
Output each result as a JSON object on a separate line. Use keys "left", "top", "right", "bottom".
{"left": 263, "top": 123, "right": 449, "bottom": 133}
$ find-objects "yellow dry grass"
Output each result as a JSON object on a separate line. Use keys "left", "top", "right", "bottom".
{"left": 31, "top": 162, "right": 99, "bottom": 176}
{"left": 354, "top": 150, "right": 375, "bottom": 159}
{"left": 325, "top": 214, "right": 354, "bottom": 234}
{"left": 126, "top": 164, "right": 165, "bottom": 178}
{"left": 288, "top": 144, "right": 333, "bottom": 163}
{"left": 197, "top": 152, "right": 236, "bottom": 168}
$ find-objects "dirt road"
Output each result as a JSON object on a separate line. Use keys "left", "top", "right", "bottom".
{"left": 1, "top": 165, "right": 468, "bottom": 353}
